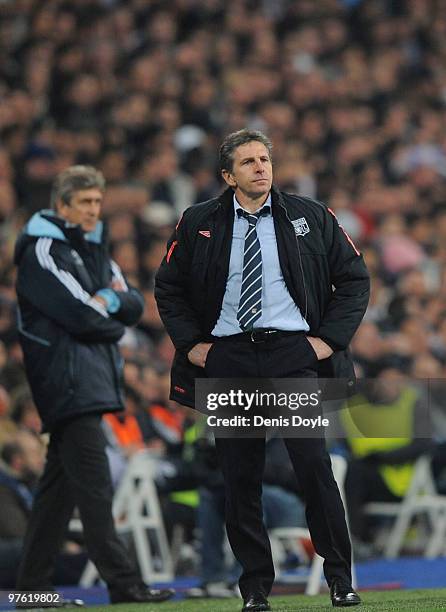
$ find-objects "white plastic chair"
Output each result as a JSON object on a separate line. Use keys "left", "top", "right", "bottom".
{"left": 70, "top": 450, "right": 174, "bottom": 585}
{"left": 364, "top": 454, "right": 446, "bottom": 558}
{"left": 269, "top": 454, "right": 357, "bottom": 595}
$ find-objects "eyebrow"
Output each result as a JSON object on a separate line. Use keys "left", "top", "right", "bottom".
{"left": 240, "top": 155, "right": 270, "bottom": 163}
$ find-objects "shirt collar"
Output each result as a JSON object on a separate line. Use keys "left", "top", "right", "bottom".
{"left": 233, "top": 193, "right": 272, "bottom": 217}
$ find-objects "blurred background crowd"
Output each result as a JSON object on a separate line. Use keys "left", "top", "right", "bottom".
{"left": 2, "top": 0, "right": 446, "bottom": 591}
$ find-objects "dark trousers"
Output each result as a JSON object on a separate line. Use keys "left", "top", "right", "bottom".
{"left": 345, "top": 459, "right": 401, "bottom": 541}
{"left": 16, "top": 414, "right": 140, "bottom": 590}
{"left": 206, "top": 333, "right": 352, "bottom": 598}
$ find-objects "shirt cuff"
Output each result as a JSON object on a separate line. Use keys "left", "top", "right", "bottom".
{"left": 96, "top": 289, "right": 121, "bottom": 314}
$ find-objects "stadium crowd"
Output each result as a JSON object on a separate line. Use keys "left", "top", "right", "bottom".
{"left": 1, "top": 0, "right": 446, "bottom": 588}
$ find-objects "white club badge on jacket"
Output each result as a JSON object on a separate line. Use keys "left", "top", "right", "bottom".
{"left": 291, "top": 217, "right": 310, "bottom": 237}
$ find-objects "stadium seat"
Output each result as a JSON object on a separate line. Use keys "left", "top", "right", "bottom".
{"left": 269, "top": 454, "right": 357, "bottom": 595}
{"left": 364, "top": 454, "right": 446, "bottom": 558}
{"left": 70, "top": 451, "right": 174, "bottom": 586}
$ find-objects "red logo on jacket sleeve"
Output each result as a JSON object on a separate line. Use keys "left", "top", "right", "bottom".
{"left": 166, "top": 240, "right": 178, "bottom": 263}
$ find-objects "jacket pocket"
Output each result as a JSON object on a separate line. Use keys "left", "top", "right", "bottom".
{"left": 303, "top": 335, "right": 319, "bottom": 366}
{"left": 171, "top": 351, "right": 198, "bottom": 408}
{"left": 204, "top": 342, "right": 218, "bottom": 372}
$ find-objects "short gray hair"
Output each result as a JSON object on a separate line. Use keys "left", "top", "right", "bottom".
{"left": 219, "top": 129, "right": 273, "bottom": 172}
{"left": 50, "top": 165, "right": 105, "bottom": 209}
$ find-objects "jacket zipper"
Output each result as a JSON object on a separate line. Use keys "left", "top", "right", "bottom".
{"left": 277, "top": 200, "right": 308, "bottom": 321}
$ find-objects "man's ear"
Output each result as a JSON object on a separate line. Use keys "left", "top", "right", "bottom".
{"left": 221, "top": 169, "right": 237, "bottom": 188}
{"left": 56, "top": 199, "right": 69, "bottom": 219}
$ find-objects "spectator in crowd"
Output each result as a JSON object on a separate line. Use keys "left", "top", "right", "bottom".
{"left": 340, "top": 367, "right": 433, "bottom": 557}
{"left": 14, "top": 165, "right": 173, "bottom": 607}
{"left": 102, "top": 385, "right": 147, "bottom": 489}
{"left": 10, "top": 387, "right": 42, "bottom": 435}
{"left": 0, "top": 430, "right": 45, "bottom": 587}
{"left": 103, "top": 387, "right": 146, "bottom": 459}
{"left": 0, "top": 384, "right": 17, "bottom": 447}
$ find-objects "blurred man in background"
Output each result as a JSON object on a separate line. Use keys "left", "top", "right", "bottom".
{"left": 14, "top": 165, "right": 173, "bottom": 608}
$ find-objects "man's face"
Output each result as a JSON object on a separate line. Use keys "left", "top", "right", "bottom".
{"left": 58, "top": 188, "right": 103, "bottom": 232}
{"left": 19, "top": 434, "right": 45, "bottom": 478}
{"left": 222, "top": 141, "right": 273, "bottom": 201}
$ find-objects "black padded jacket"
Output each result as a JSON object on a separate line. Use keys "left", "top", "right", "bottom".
{"left": 155, "top": 185, "right": 370, "bottom": 408}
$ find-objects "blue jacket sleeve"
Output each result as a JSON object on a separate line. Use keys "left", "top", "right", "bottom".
{"left": 101, "top": 260, "right": 144, "bottom": 326}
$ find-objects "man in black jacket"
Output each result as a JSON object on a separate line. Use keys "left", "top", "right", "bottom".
{"left": 156, "top": 130, "right": 369, "bottom": 611}
{"left": 14, "top": 165, "right": 174, "bottom": 608}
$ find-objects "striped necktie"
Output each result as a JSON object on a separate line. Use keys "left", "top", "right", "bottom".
{"left": 236, "top": 206, "right": 270, "bottom": 330}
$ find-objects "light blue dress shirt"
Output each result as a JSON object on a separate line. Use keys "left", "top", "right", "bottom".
{"left": 212, "top": 194, "right": 309, "bottom": 336}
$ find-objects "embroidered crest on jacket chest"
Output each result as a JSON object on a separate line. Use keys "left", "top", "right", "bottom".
{"left": 291, "top": 217, "right": 310, "bottom": 237}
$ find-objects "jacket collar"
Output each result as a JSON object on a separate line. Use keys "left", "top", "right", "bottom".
{"left": 217, "top": 184, "right": 282, "bottom": 212}
{"left": 25, "top": 209, "right": 105, "bottom": 244}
